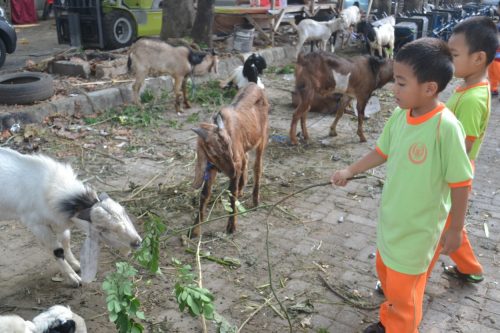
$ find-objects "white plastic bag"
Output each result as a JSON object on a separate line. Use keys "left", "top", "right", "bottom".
{"left": 80, "top": 228, "right": 100, "bottom": 283}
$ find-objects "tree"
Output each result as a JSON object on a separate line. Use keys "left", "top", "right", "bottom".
{"left": 161, "top": 0, "right": 195, "bottom": 40}
{"left": 191, "top": 0, "right": 215, "bottom": 48}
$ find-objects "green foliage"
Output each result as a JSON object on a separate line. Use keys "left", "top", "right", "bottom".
{"left": 172, "top": 258, "right": 215, "bottom": 319}
{"left": 276, "top": 64, "right": 295, "bottom": 75}
{"left": 167, "top": 119, "right": 181, "bottom": 129}
{"left": 191, "top": 80, "right": 237, "bottom": 107}
{"left": 134, "top": 215, "right": 166, "bottom": 274}
{"left": 317, "top": 329, "right": 329, "bottom": 333}
{"left": 140, "top": 89, "right": 155, "bottom": 104}
{"left": 186, "top": 112, "right": 200, "bottom": 124}
{"left": 83, "top": 104, "right": 163, "bottom": 127}
{"left": 102, "top": 262, "right": 145, "bottom": 333}
{"left": 221, "top": 190, "right": 247, "bottom": 216}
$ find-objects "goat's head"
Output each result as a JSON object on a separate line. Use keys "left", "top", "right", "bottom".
{"left": 246, "top": 53, "right": 267, "bottom": 74}
{"left": 192, "top": 113, "right": 235, "bottom": 188}
{"left": 32, "top": 305, "right": 76, "bottom": 333}
{"left": 193, "top": 51, "right": 219, "bottom": 76}
{"left": 66, "top": 190, "right": 142, "bottom": 254}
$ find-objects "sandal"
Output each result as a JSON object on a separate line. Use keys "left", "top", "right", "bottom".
{"left": 363, "top": 321, "right": 385, "bottom": 333}
{"left": 443, "top": 265, "right": 484, "bottom": 283}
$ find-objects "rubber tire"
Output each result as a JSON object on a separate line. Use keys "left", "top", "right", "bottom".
{"left": 103, "top": 10, "right": 137, "bottom": 50}
{"left": 0, "top": 38, "right": 6, "bottom": 68}
{"left": 0, "top": 72, "right": 54, "bottom": 105}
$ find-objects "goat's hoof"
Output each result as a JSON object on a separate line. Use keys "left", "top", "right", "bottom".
{"left": 184, "top": 103, "right": 191, "bottom": 109}
{"left": 329, "top": 131, "right": 338, "bottom": 137}
{"left": 359, "top": 137, "right": 367, "bottom": 143}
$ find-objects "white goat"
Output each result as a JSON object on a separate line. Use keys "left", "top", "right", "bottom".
{"left": 0, "top": 148, "right": 142, "bottom": 287}
{"left": 0, "top": 305, "right": 87, "bottom": 333}
{"left": 340, "top": 4, "right": 362, "bottom": 48}
{"left": 359, "top": 20, "right": 395, "bottom": 59}
{"left": 292, "top": 17, "right": 347, "bottom": 57}
{"left": 219, "top": 53, "right": 267, "bottom": 90}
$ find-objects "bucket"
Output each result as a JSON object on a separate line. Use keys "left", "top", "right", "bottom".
{"left": 233, "top": 24, "right": 255, "bottom": 53}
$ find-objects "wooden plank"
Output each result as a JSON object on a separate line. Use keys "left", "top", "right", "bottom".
{"left": 244, "top": 14, "right": 273, "bottom": 44}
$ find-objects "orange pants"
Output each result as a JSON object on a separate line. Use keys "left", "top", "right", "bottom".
{"left": 488, "top": 60, "right": 500, "bottom": 92}
{"left": 376, "top": 252, "right": 427, "bottom": 333}
{"left": 427, "top": 215, "right": 483, "bottom": 276}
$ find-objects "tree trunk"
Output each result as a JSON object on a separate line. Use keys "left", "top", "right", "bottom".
{"left": 373, "top": 0, "right": 391, "bottom": 15}
{"left": 403, "top": 0, "right": 423, "bottom": 12}
{"left": 191, "top": 0, "right": 215, "bottom": 48}
{"left": 161, "top": 0, "right": 195, "bottom": 40}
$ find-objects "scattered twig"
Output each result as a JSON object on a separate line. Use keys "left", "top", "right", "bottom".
{"left": 195, "top": 234, "right": 208, "bottom": 333}
{"left": 237, "top": 296, "right": 274, "bottom": 333}
{"left": 127, "top": 172, "right": 163, "bottom": 200}
{"left": 318, "top": 274, "right": 381, "bottom": 310}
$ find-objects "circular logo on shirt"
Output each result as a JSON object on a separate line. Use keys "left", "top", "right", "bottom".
{"left": 408, "top": 143, "right": 427, "bottom": 164}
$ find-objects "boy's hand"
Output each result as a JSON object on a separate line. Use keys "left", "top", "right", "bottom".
{"left": 440, "top": 229, "right": 462, "bottom": 255}
{"left": 331, "top": 169, "right": 354, "bottom": 187}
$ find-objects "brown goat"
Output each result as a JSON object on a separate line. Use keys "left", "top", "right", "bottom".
{"left": 128, "top": 39, "right": 218, "bottom": 114}
{"left": 190, "top": 83, "right": 269, "bottom": 238}
{"left": 290, "top": 51, "right": 393, "bottom": 144}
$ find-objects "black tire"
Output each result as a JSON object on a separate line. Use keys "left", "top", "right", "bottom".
{"left": 103, "top": 10, "right": 137, "bottom": 50}
{"left": 0, "top": 72, "right": 54, "bottom": 105}
{"left": 0, "top": 38, "right": 6, "bottom": 68}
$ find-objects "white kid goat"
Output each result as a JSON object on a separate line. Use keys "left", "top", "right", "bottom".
{"left": 292, "top": 17, "right": 347, "bottom": 57}
{"left": 0, "top": 148, "right": 142, "bottom": 287}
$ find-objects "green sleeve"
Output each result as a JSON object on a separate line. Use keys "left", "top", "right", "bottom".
{"left": 440, "top": 114, "right": 473, "bottom": 184}
{"left": 376, "top": 108, "right": 401, "bottom": 157}
{"left": 454, "top": 95, "right": 486, "bottom": 139}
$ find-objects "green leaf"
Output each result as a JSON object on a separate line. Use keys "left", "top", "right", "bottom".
{"left": 136, "top": 311, "right": 146, "bottom": 320}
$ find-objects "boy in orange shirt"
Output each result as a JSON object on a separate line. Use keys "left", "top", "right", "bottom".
{"left": 427, "top": 16, "right": 498, "bottom": 282}
{"left": 332, "top": 38, "right": 472, "bottom": 333}
{"left": 487, "top": 1, "right": 500, "bottom": 95}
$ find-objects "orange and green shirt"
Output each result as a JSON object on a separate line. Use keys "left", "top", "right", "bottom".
{"left": 446, "top": 81, "right": 490, "bottom": 162}
{"left": 375, "top": 104, "right": 473, "bottom": 275}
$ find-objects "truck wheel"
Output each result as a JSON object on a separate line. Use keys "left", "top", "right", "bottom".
{"left": 0, "top": 72, "right": 54, "bottom": 105}
{"left": 0, "top": 39, "right": 6, "bottom": 68}
{"left": 103, "top": 10, "right": 137, "bottom": 50}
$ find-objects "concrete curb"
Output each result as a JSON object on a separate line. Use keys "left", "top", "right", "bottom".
{"left": 0, "top": 46, "right": 296, "bottom": 131}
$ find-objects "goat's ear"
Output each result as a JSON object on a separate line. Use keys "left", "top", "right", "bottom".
{"left": 98, "top": 192, "right": 110, "bottom": 201}
{"left": 76, "top": 208, "right": 92, "bottom": 223}
{"left": 193, "top": 145, "right": 208, "bottom": 189}
{"left": 192, "top": 127, "right": 208, "bottom": 141}
{"left": 215, "top": 113, "right": 224, "bottom": 130}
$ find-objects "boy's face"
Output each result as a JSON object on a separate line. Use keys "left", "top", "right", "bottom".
{"left": 393, "top": 61, "right": 433, "bottom": 110}
{"left": 448, "top": 33, "right": 483, "bottom": 78}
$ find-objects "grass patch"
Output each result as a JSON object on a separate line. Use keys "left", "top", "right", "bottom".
{"left": 140, "top": 89, "right": 155, "bottom": 104}
{"left": 267, "top": 64, "right": 295, "bottom": 75}
{"left": 186, "top": 112, "right": 200, "bottom": 124}
{"left": 190, "top": 80, "right": 237, "bottom": 109}
{"left": 84, "top": 104, "right": 163, "bottom": 127}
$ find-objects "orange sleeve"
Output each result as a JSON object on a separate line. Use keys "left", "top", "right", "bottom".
{"left": 448, "top": 179, "right": 473, "bottom": 188}
{"left": 465, "top": 135, "right": 477, "bottom": 142}
{"left": 375, "top": 146, "right": 388, "bottom": 159}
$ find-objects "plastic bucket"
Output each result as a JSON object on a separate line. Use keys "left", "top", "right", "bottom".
{"left": 233, "top": 24, "right": 255, "bottom": 53}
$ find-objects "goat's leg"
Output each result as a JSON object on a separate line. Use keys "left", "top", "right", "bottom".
{"left": 173, "top": 77, "right": 183, "bottom": 114}
{"left": 182, "top": 76, "right": 191, "bottom": 109}
{"left": 356, "top": 98, "right": 369, "bottom": 142}
{"left": 190, "top": 168, "right": 218, "bottom": 238}
{"left": 59, "top": 229, "right": 80, "bottom": 273}
{"left": 329, "top": 95, "right": 351, "bottom": 137}
{"left": 237, "top": 156, "right": 248, "bottom": 198}
{"left": 300, "top": 110, "right": 310, "bottom": 142}
{"left": 132, "top": 75, "right": 146, "bottom": 105}
{"left": 290, "top": 102, "right": 311, "bottom": 145}
{"left": 226, "top": 177, "right": 240, "bottom": 234}
{"left": 27, "top": 222, "right": 81, "bottom": 287}
{"left": 252, "top": 141, "right": 266, "bottom": 207}
{"left": 296, "top": 36, "right": 306, "bottom": 58}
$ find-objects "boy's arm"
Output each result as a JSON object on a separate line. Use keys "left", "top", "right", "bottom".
{"left": 465, "top": 139, "right": 474, "bottom": 154}
{"left": 331, "top": 149, "right": 386, "bottom": 186}
{"left": 440, "top": 186, "right": 469, "bottom": 255}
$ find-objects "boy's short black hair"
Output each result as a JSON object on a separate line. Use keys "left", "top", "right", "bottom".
{"left": 452, "top": 16, "right": 498, "bottom": 64}
{"left": 395, "top": 37, "right": 453, "bottom": 93}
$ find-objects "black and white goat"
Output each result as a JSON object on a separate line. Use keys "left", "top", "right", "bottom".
{"left": 219, "top": 53, "right": 267, "bottom": 90}
{"left": 0, "top": 148, "right": 142, "bottom": 287}
{"left": 0, "top": 305, "right": 86, "bottom": 333}
{"left": 357, "top": 18, "right": 395, "bottom": 58}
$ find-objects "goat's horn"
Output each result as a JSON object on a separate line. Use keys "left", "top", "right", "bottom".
{"left": 192, "top": 127, "right": 208, "bottom": 140}
{"left": 215, "top": 113, "right": 224, "bottom": 129}
{"left": 98, "top": 192, "right": 110, "bottom": 201}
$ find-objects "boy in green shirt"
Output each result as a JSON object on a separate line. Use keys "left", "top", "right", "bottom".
{"left": 332, "top": 38, "right": 473, "bottom": 333}
{"left": 427, "top": 16, "right": 498, "bottom": 284}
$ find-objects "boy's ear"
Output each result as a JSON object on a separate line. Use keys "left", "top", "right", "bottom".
{"left": 424, "top": 81, "right": 439, "bottom": 96}
{"left": 473, "top": 51, "right": 487, "bottom": 67}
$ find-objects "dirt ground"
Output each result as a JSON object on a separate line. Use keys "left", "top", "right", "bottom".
{"left": 0, "top": 61, "right": 402, "bottom": 333}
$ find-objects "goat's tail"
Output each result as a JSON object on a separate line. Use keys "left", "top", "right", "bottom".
{"left": 127, "top": 55, "right": 132, "bottom": 72}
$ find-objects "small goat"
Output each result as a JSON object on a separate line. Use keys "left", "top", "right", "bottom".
{"left": 0, "top": 305, "right": 86, "bottom": 333}
{"left": 290, "top": 51, "right": 393, "bottom": 144}
{"left": 357, "top": 20, "right": 395, "bottom": 58}
{"left": 0, "top": 148, "right": 142, "bottom": 287}
{"left": 339, "top": 3, "right": 362, "bottom": 48}
{"left": 190, "top": 83, "right": 269, "bottom": 237}
{"left": 291, "top": 17, "right": 347, "bottom": 57}
{"left": 219, "top": 53, "right": 267, "bottom": 90}
{"left": 128, "top": 39, "right": 218, "bottom": 114}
